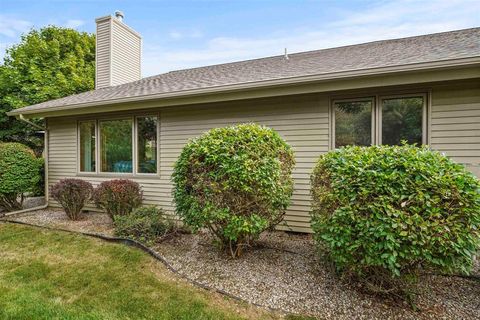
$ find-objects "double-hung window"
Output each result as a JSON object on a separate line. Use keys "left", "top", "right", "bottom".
{"left": 78, "top": 115, "right": 159, "bottom": 175}
{"left": 333, "top": 94, "right": 426, "bottom": 148}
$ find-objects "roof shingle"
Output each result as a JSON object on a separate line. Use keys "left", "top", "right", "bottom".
{"left": 11, "top": 27, "right": 480, "bottom": 115}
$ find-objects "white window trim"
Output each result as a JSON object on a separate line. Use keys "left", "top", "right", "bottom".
{"left": 76, "top": 113, "right": 160, "bottom": 177}
{"left": 331, "top": 93, "right": 429, "bottom": 149}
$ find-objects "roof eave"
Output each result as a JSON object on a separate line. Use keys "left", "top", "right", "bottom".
{"left": 7, "top": 56, "right": 480, "bottom": 118}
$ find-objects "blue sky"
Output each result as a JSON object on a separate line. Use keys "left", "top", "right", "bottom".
{"left": 0, "top": 0, "right": 479, "bottom": 76}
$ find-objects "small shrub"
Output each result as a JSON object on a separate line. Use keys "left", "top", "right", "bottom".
{"left": 93, "top": 179, "right": 143, "bottom": 218}
{"left": 172, "top": 123, "right": 295, "bottom": 257}
{"left": 32, "top": 161, "right": 46, "bottom": 197}
{"left": 50, "top": 179, "right": 93, "bottom": 220}
{"left": 0, "top": 143, "right": 42, "bottom": 211}
{"left": 114, "top": 206, "right": 175, "bottom": 244}
{"left": 311, "top": 144, "right": 480, "bottom": 297}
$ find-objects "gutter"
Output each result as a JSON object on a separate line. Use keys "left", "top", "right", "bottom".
{"left": 7, "top": 56, "right": 480, "bottom": 117}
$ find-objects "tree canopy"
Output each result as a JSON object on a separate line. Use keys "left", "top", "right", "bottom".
{"left": 0, "top": 26, "right": 95, "bottom": 152}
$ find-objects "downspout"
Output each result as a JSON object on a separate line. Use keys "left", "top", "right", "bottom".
{"left": 18, "top": 114, "right": 45, "bottom": 131}
{"left": 4, "top": 116, "right": 49, "bottom": 216}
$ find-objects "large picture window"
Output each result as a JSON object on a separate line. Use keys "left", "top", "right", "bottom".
{"left": 333, "top": 94, "right": 426, "bottom": 148}
{"left": 79, "top": 121, "right": 96, "bottom": 172}
{"left": 137, "top": 116, "right": 158, "bottom": 174}
{"left": 78, "top": 115, "right": 159, "bottom": 175}
{"left": 100, "top": 119, "right": 133, "bottom": 173}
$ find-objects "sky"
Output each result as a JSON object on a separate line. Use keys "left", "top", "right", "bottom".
{"left": 0, "top": 0, "right": 479, "bottom": 77}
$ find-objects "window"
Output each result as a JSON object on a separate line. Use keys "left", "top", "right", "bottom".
{"left": 333, "top": 94, "right": 426, "bottom": 148}
{"left": 334, "top": 99, "right": 373, "bottom": 148}
{"left": 78, "top": 115, "right": 159, "bottom": 175}
{"left": 79, "top": 121, "right": 96, "bottom": 172}
{"left": 100, "top": 119, "right": 133, "bottom": 173}
{"left": 137, "top": 116, "right": 158, "bottom": 174}
{"left": 380, "top": 96, "right": 424, "bottom": 145}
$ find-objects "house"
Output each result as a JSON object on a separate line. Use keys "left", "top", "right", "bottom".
{"left": 8, "top": 13, "right": 480, "bottom": 232}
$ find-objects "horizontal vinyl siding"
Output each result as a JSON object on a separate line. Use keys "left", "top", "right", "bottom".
{"left": 430, "top": 81, "right": 480, "bottom": 177}
{"left": 111, "top": 21, "right": 141, "bottom": 86}
{"left": 47, "top": 94, "right": 327, "bottom": 232}
{"left": 95, "top": 20, "right": 111, "bottom": 89}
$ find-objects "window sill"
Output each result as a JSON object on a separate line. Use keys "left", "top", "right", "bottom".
{"left": 76, "top": 172, "right": 161, "bottom": 180}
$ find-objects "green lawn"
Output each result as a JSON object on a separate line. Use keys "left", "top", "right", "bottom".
{"left": 0, "top": 223, "right": 309, "bottom": 320}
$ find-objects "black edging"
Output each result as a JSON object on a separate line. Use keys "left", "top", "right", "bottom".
{"left": 0, "top": 219, "right": 291, "bottom": 316}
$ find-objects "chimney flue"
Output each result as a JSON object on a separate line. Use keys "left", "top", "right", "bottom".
{"left": 115, "top": 10, "right": 124, "bottom": 22}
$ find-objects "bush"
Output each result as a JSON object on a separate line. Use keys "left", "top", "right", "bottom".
{"left": 93, "top": 179, "right": 143, "bottom": 218}
{"left": 0, "top": 143, "right": 42, "bottom": 211}
{"left": 311, "top": 144, "right": 480, "bottom": 295}
{"left": 172, "top": 123, "right": 295, "bottom": 257}
{"left": 114, "top": 206, "right": 176, "bottom": 244}
{"left": 50, "top": 179, "right": 93, "bottom": 220}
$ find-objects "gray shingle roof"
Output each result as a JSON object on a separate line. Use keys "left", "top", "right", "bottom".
{"left": 10, "top": 27, "right": 480, "bottom": 115}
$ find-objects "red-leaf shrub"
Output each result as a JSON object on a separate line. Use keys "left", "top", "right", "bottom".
{"left": 93, "top": 179, "right": 143, "bottom": 218}
{"left": 50, "top": 179, "right": 93, "bottom": 220}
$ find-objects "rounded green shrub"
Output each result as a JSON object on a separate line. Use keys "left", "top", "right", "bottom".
{"left": 311, "top": 144, "right": 480, "bottom": 294}
{"left": 172, "top": 123, "right": 295, "bottom": 257}
{"left": 0, "top": 142, "right": 42, "bottom": 211}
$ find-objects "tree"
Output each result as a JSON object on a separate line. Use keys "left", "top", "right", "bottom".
{"left": 0, "top": 26, "right": 95, "bottom": 153}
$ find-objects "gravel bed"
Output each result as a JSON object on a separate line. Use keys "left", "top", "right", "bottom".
{"left": 4, "top": 208, "right": 479, "bottom": 319}
{"left": 6, "top": 208, "right": 114, "bottom": 236}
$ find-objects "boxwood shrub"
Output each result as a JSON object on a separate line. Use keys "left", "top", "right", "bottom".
{"left": 50, "top": 179, "right": 93, "bottom": 220}
{"left": 172, "top": 123, "right": 295, "bottom": 257}
{"left": 93, "top": 179, "right": 143, "bottom": 218}
{"left": 311, "top": 144, "right": 480, "bottom": 294}
{"left": 0, "top": 142, "right": 42, "bottom": 211}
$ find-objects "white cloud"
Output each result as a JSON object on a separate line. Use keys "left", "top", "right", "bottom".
{"left": 0, "top": 14, "right": 32, "bottom": 38}
{"left": 141, "top": 0, "right": 480, "bottom": 75}
{"left": 168, "top": 29, "right": 203, "bottom": 40}
{"left": 169, "top": 31, "right": 183, "bottom": 40}
{"left": 65, "top": 19, "right": 85, "bottom": 29}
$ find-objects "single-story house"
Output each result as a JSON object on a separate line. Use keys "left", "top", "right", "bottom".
{"left": 8, "top": 13, "right": 480, "bottom": 232}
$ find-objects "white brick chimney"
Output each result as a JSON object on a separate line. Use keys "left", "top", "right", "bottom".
{"left": 95, "top": 11, "right": 142, "bottom": 89}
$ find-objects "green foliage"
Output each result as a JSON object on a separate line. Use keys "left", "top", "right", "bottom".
{"left": 50, "top": 179, "right": 93, "bottom": 220}
{"left": 172, "top": 123, "right": 295, "bottom": 257}
{"left": 0, "top": 142, "right": 42, "bottom": 211}
{"left": 310, "top": 144, "right": 480, "bottom": 294}
{"left": 0, "top": 26, "right": 95, "bottom": 153}
{"left": 93, "top": 179, "right": 143, "bottom": 218}
{"left": 114, "top": 206, "right": 176, "bottom": 244}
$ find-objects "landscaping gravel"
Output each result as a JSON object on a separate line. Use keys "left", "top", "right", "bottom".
{"left": 4, "top": 208, "right": 479, "bottom": 320}
{"left": 8, "top": 208, "right": 114, "bottom": 236}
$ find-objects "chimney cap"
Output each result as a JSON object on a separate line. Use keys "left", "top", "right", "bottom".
{"left": 114, "top": 10, "right": 124, "bottom": 22}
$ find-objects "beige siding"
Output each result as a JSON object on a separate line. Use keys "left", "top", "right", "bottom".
{"left": 95, "top": 19, "right": 111, "bottom": 89}
{"left": 46, "top": 79, "right": 480, "bottom": 233}
{"left": 95, "top": 16, "right": 141, "bottom": 89}
{"left": 430, "top": 81, "right": 480, "bottom": 177}
{"left": 110, "top": 19, "right": 142, "bottom": 86}
{"left": 47, "top": 94, "right": 327, "bottom": 233}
